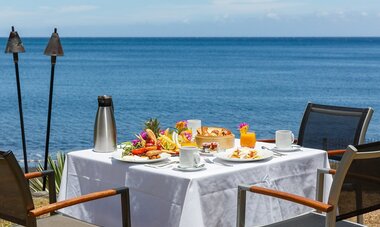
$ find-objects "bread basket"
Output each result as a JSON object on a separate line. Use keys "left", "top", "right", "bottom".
{"left": 195, "top": 134, "right": 235, "bottom": 149}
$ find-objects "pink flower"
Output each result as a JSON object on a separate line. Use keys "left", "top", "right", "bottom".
{"left": 239, "top": 122, "right": 249, "bottom": 134}
{"left": 239, "top": 122, "right": 249, "bottom": 129}
{"left": 132, "top": 139, "right": 140, "bottom": 146}
{"left": 184, "top": 132, "right": 192, "bottom": 141}
{"left": 140, "top": 131, "right": 148, "bottom": 140}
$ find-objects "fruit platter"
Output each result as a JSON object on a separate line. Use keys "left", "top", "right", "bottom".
{"left": 120, "top": 119, "right": 194, "bottom": 159}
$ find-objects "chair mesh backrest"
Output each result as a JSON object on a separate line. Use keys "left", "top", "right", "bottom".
{"left": 0, "top": 150, "right": 34, "bottom": 225}
{"left": 298, "top": 103, "right": 371, "bottom": 150}
{"left": 336, "top": 142, "right": 380, "bottom": 221}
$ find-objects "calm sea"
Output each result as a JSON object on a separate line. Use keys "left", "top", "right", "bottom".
{"left": 1, "top": 37, "right": 380, "bottom": 162}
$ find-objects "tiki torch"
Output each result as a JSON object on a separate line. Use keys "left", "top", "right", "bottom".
{"left": 5, "top": 26, "right": 28, "bottom": 173}
{"left": 43, "top": 28, "right": 64, "bottom": 189}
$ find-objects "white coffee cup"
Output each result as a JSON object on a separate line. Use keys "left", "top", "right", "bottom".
{"left": 187, "top": 119, "right": 202, "bottom": 139}
{"left": 275, "top": 130, "right": 295, "bottom": 149}
{"left": 179, "top": 146, "right": 201, "bottom": 168}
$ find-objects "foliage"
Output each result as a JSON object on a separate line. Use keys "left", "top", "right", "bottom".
{"left": 144, "top": 118, "right": 161, "bottom": 137}
{"left": 29, "top": 152, "right": 66, "bottom": 194}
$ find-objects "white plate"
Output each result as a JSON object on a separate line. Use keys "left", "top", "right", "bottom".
{"left": 199, "top": 148, "right": 226, "bottom": 156}
{"left": 112, "top": 150, "right": 171, "bottom": 163}
{"left": 272, "top": 145, "right": 301, "bottom": 152}
{"left": 173, "top": 164, "right": 206, "bottom": 172}
{"left": 215, "top": 149, "right": 273, "bottom": 162}
{"left": 199, "top": 150, "right": 217, "bottom": 156}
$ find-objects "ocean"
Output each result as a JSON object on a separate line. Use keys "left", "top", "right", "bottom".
{"left": 1, "top": 37, "right": 380, "bottom": 163}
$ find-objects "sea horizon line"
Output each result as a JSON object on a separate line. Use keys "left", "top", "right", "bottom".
{"left": 1, "top": 36, "right": 380, "bottom": 39}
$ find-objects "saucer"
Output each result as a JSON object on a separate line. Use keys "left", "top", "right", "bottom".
{"left": 272, "top": 145, "right": 301, "bottom": 152}
{"left": 199, "top": 149, "right": 217, "bottom": 156}
{"left": 173, "top": 164, "right": 206, "bottom": 172}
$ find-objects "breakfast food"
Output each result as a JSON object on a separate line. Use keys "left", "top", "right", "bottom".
{"left": 202, "top": 142, "right": 219, "bottom": 153}
{"left": 122, "top": 143, "right": 163, "bottom": 160}
{"left": 229, "top": 147, "right": 259, "bottom": 159}
{"left": 122, "top": 126, "right": 163, "bottom": 160}
{"left": 122, "top": 119, "right": 196, "bottom": 157}
{"left": 197, "top": 126, "right": 232, "bottom": 137}
{"left": 145, "top": 149, "right": 162, "bottom": 159}
{"left": 195, "top": 126, "right": 235, "bottom": 149}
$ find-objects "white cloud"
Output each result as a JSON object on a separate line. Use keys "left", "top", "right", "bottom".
{"left": 58, "top": 5, "right": 99, "bottom": 13}
{"left": 266, "top": 12, "right": 279, "bottom": 19}
{"left": 316, "top": 11, "right": 329, "bottom": 17}
{"left": 211, "top": 0, "right": 293, "bottom": 12}
{"left": 213, "top": 0, "right": 278, "bottom": 5}
{"left": 336, "top": 10, "right": 345, "bottom": 18}
{"left": 39, "top": 6, "right": 51, "bottom": 10}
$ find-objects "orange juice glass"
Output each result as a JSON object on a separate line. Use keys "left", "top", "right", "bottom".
{"left": 240, "top": 132, "right": 256, "bottom": 148}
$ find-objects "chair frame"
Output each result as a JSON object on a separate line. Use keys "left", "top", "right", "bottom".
{"left": 297, "top": 103, "right": 373, "bottom": 148}
{"left": 0, "top": 150, "right": 131, "bottom": 227}
{"left": 236, "top": 145, "right": 380, "bottom": 227}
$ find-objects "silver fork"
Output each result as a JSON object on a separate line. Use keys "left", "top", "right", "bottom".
{"left": 204, "top": 158, "right": 233, "bottom": 167}
{"left": 261, "top": 146, "right": 287, "bottom": 156}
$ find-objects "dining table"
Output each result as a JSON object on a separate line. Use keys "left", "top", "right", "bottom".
{"left": 57, "top": 140, "right": 332, "bottom": 227}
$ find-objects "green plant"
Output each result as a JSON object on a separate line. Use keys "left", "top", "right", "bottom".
{"left": 29, "top": 152, "right": 66, "bottom": 194}
{"left": 144, "top": 118, "right": 161, "bottom": 137}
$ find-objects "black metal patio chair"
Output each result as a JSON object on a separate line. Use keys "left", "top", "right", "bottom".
{"left": 0, "top": 150, "right": 131, "bottom": 227}
{"left": 259, "top": 103, "right": 373, "bottom": 160}
{"left": 237, "top": 141, "right": 380, "bottom": 227}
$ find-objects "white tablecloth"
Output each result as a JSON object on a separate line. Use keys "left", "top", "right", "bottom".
{"left": 58, "top": 141, "right": 332, "bottom": 227}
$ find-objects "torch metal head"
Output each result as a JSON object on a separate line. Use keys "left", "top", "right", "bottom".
{"left": 44, "top": 28, "right": 64, "bottom": 56}
{"left": 5, "top": 26, "right": 25, "bottom": 54}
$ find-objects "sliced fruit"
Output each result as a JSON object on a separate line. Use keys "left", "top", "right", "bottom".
{"left": 146, "top": 129, "right": 157, "bottom": 145}
{"left": 172, "top": 132, "right": 181, "bottom": 148}
{"left": 159, "top": 135, "right": 177, "bottom": 150}
{"left": 164, "top": 128, "right": 170, "bottom": 137}
{"left": 132, "top": 147, "right": 147, "bottom": 155}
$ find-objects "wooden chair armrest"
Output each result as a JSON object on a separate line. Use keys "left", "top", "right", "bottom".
{"left": 29, "top": 187, "right": 128, "bottom": 217}
{"left": 25, "top": 170, "right": 57, "bottom": 212}
{"left": 318, "top": 168, "right": 336, "bottom": 175}
{"left": 327, "top": 149, "right": 346, "bottom": 157}
{"left": 25, "top": 170, "right": 54, "bottom": 180}
{"left": 250, "top": 186, "right": 333, "bottom": 212}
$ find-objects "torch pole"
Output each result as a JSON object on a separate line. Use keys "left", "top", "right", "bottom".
{"left": 43, "top": 56, "right": 56, "bottom": 190}
{"left": 13, "top": 53, "right": 29, "bottom": 173}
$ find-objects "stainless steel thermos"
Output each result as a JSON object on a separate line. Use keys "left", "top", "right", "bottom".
{"left": 94, "top": 95, "right": 117, "bottom": 152}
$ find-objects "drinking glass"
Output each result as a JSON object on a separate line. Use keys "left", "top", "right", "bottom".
{"left": 240, "top": 131, "right": 256, "bottom": 148}
{"left": 187, "top": 119, "right": 201, "bottom": 139}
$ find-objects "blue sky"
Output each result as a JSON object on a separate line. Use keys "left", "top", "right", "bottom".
{"left": 1, "top": 0, "right": 380, "bottom": 37}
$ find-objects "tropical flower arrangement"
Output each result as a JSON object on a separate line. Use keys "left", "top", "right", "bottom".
{"left": 239, "top": 122, "right": 249, "bottom": 134}
{"left": 175, "top": 120, "right": 192, "bottom": 142}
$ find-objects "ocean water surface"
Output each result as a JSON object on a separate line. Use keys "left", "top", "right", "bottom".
{"left": 0, "top": 37, "right": 380, "bottom": 163}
